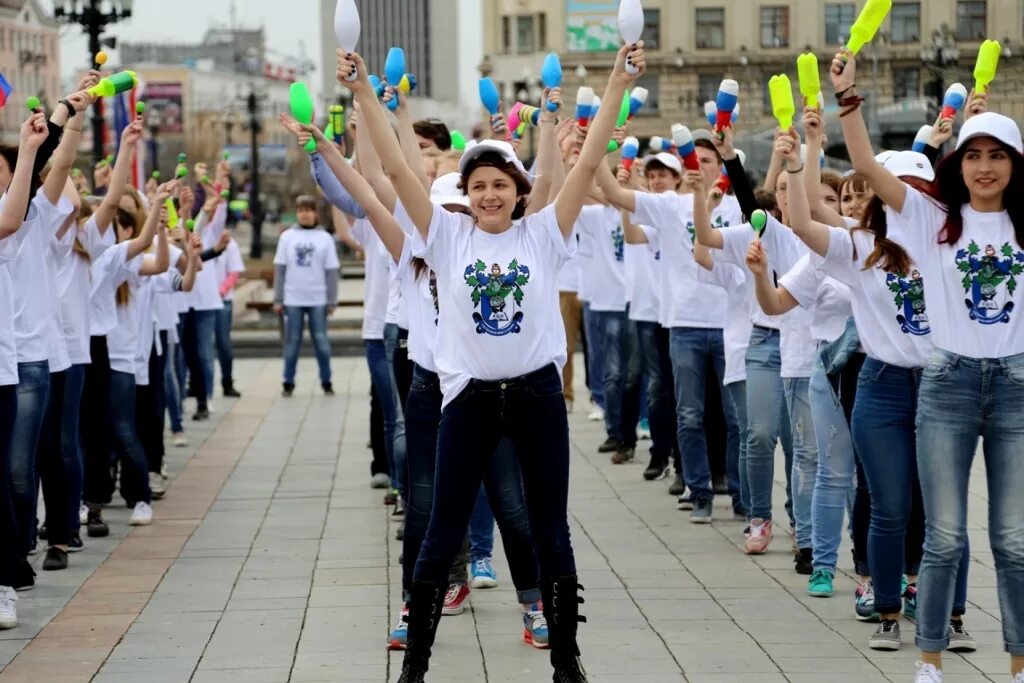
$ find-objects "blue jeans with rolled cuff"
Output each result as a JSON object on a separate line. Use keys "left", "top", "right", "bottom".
{"left": 10, "top": 360, "right": 50, "bottom": 556}
{"left": 784, "top": 377, "right": 817, "bottom": 551}
{"left": 366, "top": 338, "right": 404, "bottom": 494}
{"left": 283, "top": 305, "right": 332, "bottom": 385}
{"left": 744, "top": 327, "right": 791, "bottom": 522}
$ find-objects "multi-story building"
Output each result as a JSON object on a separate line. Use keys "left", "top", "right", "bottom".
{"left": 318, "top": 0, "right": 484, "bottom": 129}
{"left": 0, "top": 0, "right": 61, "bottom": 144}
{"left": 483, "top": 0, "right": 1024, "bottom": 163}
{"left": 121, "top": 28, "right": 269, "bottom": 77}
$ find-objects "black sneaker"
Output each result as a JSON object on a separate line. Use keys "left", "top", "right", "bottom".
{"left": 42, "top": 547, "right": 68, "bottom": 571}
{"left": 597, "top": 437, "right": 621, "bottom": 454}
{"left": 794, "top": 547, "right": 813, "bottom": 575}
{"left": 86, "top": 510, "right": 109, "bottom": 538}
{"left": 37, "top": 524, "right": 47, "bottom": 540}
{"left": 611, "top": 446, "right": 634, "bottom": 464}
{"left": 643, "top": 454, "right": 669, "bottom": 481}
{"left": 282, "top": 383, "right": 295, "bottom": 397}
{"left": 395, "top": 518, "right": 405, "bottom": 541}
{"left": 192, "top": 406, "right": 210, "bottom": 421}
{"left": 677, "top": 489, "right": 694, "bottom": 510}
{"left": 222, "top": 383, "right": 242, "bottom": 398}
{"left": 322, "top": 382, "right": 335, "bottom": 396}
{"left": 13, "top": 560, "right": 35, "bottom": 592}
{"left": 392, "top": 497, "right": 406, "bottom": 517}
{"left": 668, "top": 473, "right": 685, "bottom": 496}
{"left": 68, "top": 535, "right": 84, "bottom": 552}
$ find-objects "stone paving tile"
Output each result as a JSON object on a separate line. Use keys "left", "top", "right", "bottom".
{"left": 0, "top": 357, "right": 1010, "bottom": 683}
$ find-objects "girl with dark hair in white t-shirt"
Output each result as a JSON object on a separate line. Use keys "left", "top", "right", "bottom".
{"left": 340, "top": 41, "right": 645, "bottom": 682}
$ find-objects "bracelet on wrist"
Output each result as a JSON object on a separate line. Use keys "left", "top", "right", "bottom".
{"left": 785, "top": 163, "right": 804, "bottom": 174}
{"left": 835, "top": 85, "right": 856, "bottom": 101}
{"left": 59, "top": 99, "right": 76, "bottom": 119}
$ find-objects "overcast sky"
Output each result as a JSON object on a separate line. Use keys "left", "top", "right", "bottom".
{"left": 43, "top": 0, "right": 321, "bottom": 88}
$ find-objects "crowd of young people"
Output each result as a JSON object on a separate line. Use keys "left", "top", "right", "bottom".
{"left": 275, "top": 37, "right": 1024, "bottom": 683}
{"left": 0, "top": 70, "right": 244, "bottom": 633}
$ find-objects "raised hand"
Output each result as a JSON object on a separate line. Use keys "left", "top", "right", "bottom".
{"left": 76, "top": 70, "right": 101, "bottom": 92}
{"left": 155, "top": 179, "right": 179, "bottom": 203}
{"left": 336, "top": 50, "right": 370, "bottom": 92}
{"left": 775, "top": 128, "right": 800, "bottom": 167}
{"left": 830, "top": 49, "right": 856, "bottom": 94}
{"left": 746, "top": 239, "right": 767, "bottom": 276}
{"left": 542, "top": 87, "right": 563, "bottom": 119}
{"left": 121, "top": 117, "right": 144, "bottom": 146}
{"left": 711, "top": 123, "right": 736, "bottom": 159}
{"left": 613, "top": 41, "right": 646, "bottom": 85}
{"left": 22, "top": 111, "right": 47, "bottom": 149}
{"left": 964, "top": 87, "right": 988, "bottom": 120}
{"left": 929, "top": 116, "right": 954, "bottom": 147}
{"left": 803, "top": 106, "right": 824, "bottom": 142}
{"left": 682, "top": 169, "right": 705, "bottom": 194}
{"left": 179, "top": 186, "right": 195, "bottom": 217}
{"left": 66, "top": 90, "right": 94, "bottom": 113}
{"left": 216, "top": 231, "right": 231, "bottom": 251}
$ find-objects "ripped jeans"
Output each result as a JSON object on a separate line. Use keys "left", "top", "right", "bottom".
{"left": 784, "top": 376, "right": 817, "bottom": 551}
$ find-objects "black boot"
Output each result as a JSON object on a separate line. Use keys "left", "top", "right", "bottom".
{"left": 222, "top": 380, "right": 241, "bottom": 398}
{"left": 543, "top": 575, "right": 588, "bottom": 683}
{"left": 398, "top": 581, "right": 445, "bottom": 683}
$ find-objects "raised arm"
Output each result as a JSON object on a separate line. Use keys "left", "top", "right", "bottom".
{"left": 747, "top": 238, "right": 798, "bottom": 314}
{"left": 296, "top": 120, "right": 405, "bottom": 263}
{"left": 93, "top": 117, "right": 144, "bottom": 233}
{"left": 337, "top": 51, "right": 433, "bottom": 238}
{"left": 830, "top": 50, "right": 906, "bottom": 212}
{"left": 779, "top": 128, "right": 832, "bottom": 257}
{"left": 596, "top": 158, "right": 637, "bottom": 214}
{"left": 42, "top": 90, "right": 93, "bottom": 205}
{"left": 388, "top": 88, "right": 431, "bottom": 192}
{"left": 524, "top": 88, "right": 562, "bottom": 216}
{"left": 352, "top": 101, "right": 398, "bottom": 212}
{"left": 555, "top": 43, "right": 645, "bottom": 237}
{"left": 712, "top": 125, "right": 758, "bottom": 219}
{"left": 689, "top": 170, "right": 723, "bottom": 250}
{"left": 139, "top": 212, "right": 170, "bottom": 276}
{"left": 801, "top": 107, "right": 845, "bottom": 226}
{"left": 180, "top": 231, "right": 200, "bottom": 292}
{"left": 0, "top": 113, "right": 47, "bottom": 237}
{"left": 128, "top": 180, "right": 175, "bottom": 260}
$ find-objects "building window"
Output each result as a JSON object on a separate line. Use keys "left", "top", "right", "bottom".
{"left": 695, "top": 8, "right": 725, "bottom": 49}
{"left": 634, "top": 74, "right": 660, "bottom": 112}
{"left": 824, "top": 4, "right": 855, "bottom": 46}
{"left": 698, "top": 73, "right": 724, "bottom": 104}
{"left": 956, "top": 1, "right": 987, "bottom": 40}
{"left": 893, "top": 66, "right": 920, "bottom": 98}
{"left": 643, "top": 9, "right": 660, "bottom": 50}
{"left": 502, "top": 14, "right": 545, "bottom": 54}
{"left": 516, "top": 16, "right": 536, "bottom": 53}
{"left": 891, "top": 3, "right": 921, "bottom": 43}
{"left": 760, "top": 6, "right": 790, "bottom": 48}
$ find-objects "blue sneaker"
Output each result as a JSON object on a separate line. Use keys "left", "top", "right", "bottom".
{"left": 470, "top": 559, "right": 498, "bottom": 589}
{"left": 807, "top": 569, "right": 834, "bottom": 597}
{"left": 388, "top": 607, "right": 408, "bottom": 650}
{"left": 638, "top": 418, "right": 651, "bottom": 440}
{"left": 522, "top": 602, "right": 549, "bottom": 649}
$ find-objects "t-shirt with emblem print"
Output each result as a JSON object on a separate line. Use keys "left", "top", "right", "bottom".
{"left": 273, "top": 225, "right": 340, "bottom": 308}
{"left": 887, "top": 186, "right": 1024, "bottom": 359}
{"left": 630, "top": 192, "right": 743, "bottom": 329}
{"left": 394, "top": 200, "right": 439, "bottom": 374}
{"left": 412, "top": 203, "right": 575, "bottom": 407}
{"left": 576, "top": 204, "right": 626, "bottom": 312}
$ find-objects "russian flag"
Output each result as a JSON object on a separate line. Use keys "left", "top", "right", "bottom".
{"left": 0, "top": 74, "right": 12, "bottom": 108}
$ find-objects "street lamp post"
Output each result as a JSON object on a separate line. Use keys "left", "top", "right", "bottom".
{"left": 246, "top": 89, "right": 265, "bottom": 259}
{"left": 52, "top": 0, "right": 134, "bottom": 180}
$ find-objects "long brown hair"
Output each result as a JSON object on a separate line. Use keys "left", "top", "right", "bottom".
{"left": 72, "top": 201, "right": 94, "bottom": 263}
{"left": 114, "top": 207, "right": 141, "bottom": 307}
{"left": 934, "top": 140, "right": 1024, "bottom": 246}
{"left": 458, "top": 153, "right": 532, "bottom": 220}
{"left": 850, "top": 176, "right": 932, "bottom": 275}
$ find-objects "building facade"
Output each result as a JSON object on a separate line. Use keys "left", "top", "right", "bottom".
{"left": 483, "top": 0, "right": 1024, "bottom": 161}
{"left": 0, "top": 0, "right": 61, "bottom": 144}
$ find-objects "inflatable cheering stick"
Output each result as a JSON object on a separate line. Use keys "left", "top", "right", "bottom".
{"left": 974, "top": 40, "right": 1001, "bottom": 95}
{"left": 541, "top": 53, "right": 562, "bottom": 112}
{"left": 575, "top": 87, "right": 596, "bottom": 130}
{"left": 941, "top": 83, "right": 967, "bottom": 120}
{"left": 618, "top": 0, "right": 644, "bottom": 75}
{"left": 628, "top": 87, "right": 648, "bottom": 120}
{"left": 648, "top": 136, "right": 673, "bottom": 154}
{"left": 797, "top": 53, "right": 821, "bottom": 108}
{"left": 335, "top": 0, "right": 361, "bottom": 82}
{"left": 769, "top": 75, "right": 796, "bottom": 130}
{"left": 671, "top": 124, "right": 700, "bottom": 171}
{"left": 621, "top": 136, "right": 639, "bottom": 171}
{"left": 750, "top": 209, "right": 768, "bottom": 236}
{"left": 912, "top": 125, "right": 933, "bottom": 153}
{"left": 715, "top": 79, "right": 739, "bottom": 132}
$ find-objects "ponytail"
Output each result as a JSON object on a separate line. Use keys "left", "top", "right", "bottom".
{"left": 853, "top": 195, "right": 912, "bottom": 275}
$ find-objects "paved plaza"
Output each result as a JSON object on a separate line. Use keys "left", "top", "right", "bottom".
{"left": 0, "top": 357, "right": 1006, "bottom": 683}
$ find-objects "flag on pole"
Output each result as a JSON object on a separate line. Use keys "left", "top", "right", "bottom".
{"left": 112, "top": 86, "right": 144, "bottom": 190}
{"left": 0, "top": 74, "right": 12, "bottom": 108}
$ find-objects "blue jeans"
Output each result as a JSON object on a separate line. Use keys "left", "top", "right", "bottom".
{"left": 784, "top": 377, "right": 817, "bottom": 550}
{"left": 214, "top": 300, "right": 234, "bottom": 387}
{"left": 726, "top": 381, "right": 750, "bottom": 516}
{"left": 915, "top": 350, "right": 1024, "bottom": 653}
{"left": 414, "top": 364, "right": 575, "bottom": 587}
{"left": 0, "top": 384, "right": 20, "bottom": 585}
{"left": 852, "top": 359, "right": 930, "bottom": 615}
{"left": 669, "top": 327, "right": 738, "bottom": 504}
{"left": 582, "top": 303, "right": 606, "bottom": 409}
{"left": 469, "top": 485, "right": 495, "bottom": 562}
{"left": 404, "top": 365, "right": 540, "bottom": 604}
{"left": 38, "top": 365, "right": 85, "bottom": 546}
{"left": 744, "top": 328, "right": 791, "bottom": 521}
{"left": 109, "top": 371, "right": 151, "bottom": 506}
{"left": 283, "top": 305, "right": 332, "bottom": 385}
{"left": 182, "top": 309, "right": 216, "bottom": 406}
{"left": 591, "top": 309, "right": 641, "bottom": 445}
{"left": 163, "top": 333, "right": 184, "bottom": 433}
{"left": 809, "top": 360, "right": 857, "bottom": 572}
{"left": 366, "top": 339, "right": 404, "bottom": 494}
{"left": 636, "top": 321, "right": 676, "bottom": 463}
{"left": 383, "top": 324, "right": 409, "bottom": 494}
{"left": 10, "top": 360, "right": 50, "bottom": 556}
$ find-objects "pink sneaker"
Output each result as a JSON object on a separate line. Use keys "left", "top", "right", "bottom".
{"left": 744, "top": 519, "right": 773, "bottom": 555}
{"left": 442, "top": 582, "right": 470, "bottom": 615}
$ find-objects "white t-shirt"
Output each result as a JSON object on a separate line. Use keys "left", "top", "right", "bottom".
{"left": 557, "top": 236, "right": 581, "bottom": 293}
{"left": 699, "top": 262, "right": 750, "bottom": 385}
{"left": 887, "top": 187, "right": 1024, "bottom": 359}
{"left": 395, "top": 238, "right": 440, "bottom": 373}
{"left": 98, "top": 245, "right": 144, "bottom": 376}
{"left": 778, "top": 253, "right": 852, "bottom": 344}
{"left": 385, "top": 276, "right": 410, "bottom": 329}
{"left": 136, "top": 268, "right": 184, "bottom": 384}
{"left": 625, "top": 241, "right": 660, "bottom": 323}
{"left": 631, "top": 192, "right": 743, "bottom": 329}
{"left": 576, "top": 205, "right": 626, "bottom": 312}
{"left": 154, "top": 245, "right": 185, "bottom": 336}
{"left": 56, "top": 226, "right": 96, "bottom": 366}
{"left": 574, "top": 216, "right": 596, "bottom": 304}
{"left": 273, "top": 226, "right": 340, "bottom": 308}
{"left": 413, "top": 203, "right": 574, "bottom": 407}
{"left": 0, "top": 234, "right": 18, "bottom": 385}
{"left": 214, "top": 239, "right": 244, "bottom": 302}
{"left": 45, "top": 230, "right": 71, "bottom": 374}
{"left": 819, "top": 224, "right": 934, "bottom": 368}
{"left": 351, "top": 219, "right": 388, "bottom": 339}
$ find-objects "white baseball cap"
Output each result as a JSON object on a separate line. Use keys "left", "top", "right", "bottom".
{"left": 430, "top": 172, "right": 470, "bottom": 208}
{"left": 875, "top": 150, "right": 895, "bottom": 165}
{"left": 457, "top": 139, "right": 529, "bottom": 179}
{"left": 882, "top": 151, "right": 935, "bottom": 182}
{"left": 644, "top": 152, "right": 682, "bottom": 175}
{"left": 955, "top": 112, "right": 1024, "bottom": 154}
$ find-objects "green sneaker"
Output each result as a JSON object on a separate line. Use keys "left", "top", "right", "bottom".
{"left": 807, "top": 569, "right": 834, "bottom": 597}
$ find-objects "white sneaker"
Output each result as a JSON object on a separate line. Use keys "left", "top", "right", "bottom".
{"left": 149, "top": 472, "right": 166, "bottom": 499}
{"left": 172, "top": 432, "right": 188, "bottom": 447}
{"left": 914, "top": 662, "right": 942, "bottom": 682}
{"left": 587, "top": 406, "right": 604, "bottom": 422}
{"left": 79, "top": 504, "right": 88, "bottom": 525}
{"left": 207, "top": 400, "right": 216, "bottom": 414}
{"left": 0, "top": 586, "right": 17, "bottom": 629}
{"left": 129, "top": 502, "right": 153, "bottom": 526}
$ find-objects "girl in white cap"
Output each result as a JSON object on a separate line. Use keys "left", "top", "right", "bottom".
{"left": 337, "top": 39, "right": 645, "bottom": 682}
{"left": 832, "top": 49, "right": 1022, "bottom": 683}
